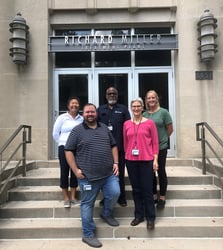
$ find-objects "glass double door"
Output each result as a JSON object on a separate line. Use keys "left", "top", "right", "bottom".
{"left": 53, "top": 69, "right": 130, "bottom": 115}
{"left": 53, "top": 68, "right": 176, "bottom": 157}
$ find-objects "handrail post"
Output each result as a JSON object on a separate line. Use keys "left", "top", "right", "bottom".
{"left": 201, "top": 125, "right": 206, "bottom": 175}
{"left": 0, "top": 125, "right": 31, "bottom": 204}
{"left": 22, "top": 128, "right": 27, "bottom": 177}
{"left": 0, "top": 154, "right": 2, "bottom": 194}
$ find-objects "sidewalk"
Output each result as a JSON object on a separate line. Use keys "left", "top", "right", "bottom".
{"left": 1, "top": 238, "right": 223, "bottom": 250}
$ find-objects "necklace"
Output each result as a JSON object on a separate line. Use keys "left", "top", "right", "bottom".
{"left": 133, "top": 116, "right": 142, "bottom": 124}
{"left": 132, "top": 117, "right": 142, "bottom": 149}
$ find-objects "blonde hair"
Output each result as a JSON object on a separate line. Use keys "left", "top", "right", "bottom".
{"left": 145, "top": 90, "right": 160, "bottom": 110}
{"left": 130, "top": 97, "right": 144, "bottom": 107}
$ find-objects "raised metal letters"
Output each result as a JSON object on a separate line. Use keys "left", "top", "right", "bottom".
{"left": 48, "top": 34, "right": 178, "bottom": 52}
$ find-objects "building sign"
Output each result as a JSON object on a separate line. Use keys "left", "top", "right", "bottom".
{"left": 48, "top": 34, "right": 178, "bottom": 52}
{"left": 195, "top": 71, "right": 213, "bottom": 80}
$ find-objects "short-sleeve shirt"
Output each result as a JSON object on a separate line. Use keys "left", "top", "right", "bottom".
{"left": 65, "top": 121, "right": 117, "bottom": 181}
{"left": 97, "top": 103, "right": 130, "bottom": 151}
{"left": 143, "top": 108, "right": 172, "bottom": 150}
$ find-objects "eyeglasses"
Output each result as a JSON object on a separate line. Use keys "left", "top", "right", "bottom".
{"left": 132, "top": 105, "right": 142, "bottom": 108}
{"left": 107, "top": 92, "right": 117, "bottom": 96}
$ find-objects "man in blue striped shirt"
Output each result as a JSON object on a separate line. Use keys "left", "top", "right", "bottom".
{"left": 65, "top": 103, "right": 120, "bottom": 248}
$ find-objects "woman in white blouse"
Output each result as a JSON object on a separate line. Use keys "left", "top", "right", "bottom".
{"left": 53, "top": 96, "right": 83, "bottom": 208}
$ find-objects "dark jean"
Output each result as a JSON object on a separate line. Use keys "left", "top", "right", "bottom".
{"left": 126, "top": 160, "right": 155, "bottom": 222}
{"left": 58, "top": 145, "right": 78, "bottom": 188}
{"left": 78, "top": 175, "right": 120, "bottom": 237}
{"left": 153, "top": 148, "right": 168, "bottom": 196}
{"left": 118, "top": 151, "right": 126, "bottom": 202}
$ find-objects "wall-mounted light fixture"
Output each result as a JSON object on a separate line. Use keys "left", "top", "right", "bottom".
{"left": 197, "top": 9, "right": 217, "bottom": 64}
{"left": 9, "top": 13, "right": 29, "bottom": 65}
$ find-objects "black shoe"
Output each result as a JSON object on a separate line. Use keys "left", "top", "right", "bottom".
{"left": 99, "top": 199, "right": 104, "bottom": 206}
{"left": 130, "top": 217, "right": 144, "bottom": 226}
{"left": 118, "top": 199, "right": 127, "bottom": 207}
{"left": 82, "top": 237, "right": 102, "bottom": 248}
{"left": 154, "top": 199, "right": 158, "bottom": 204}
{"left": 147, "top": 221, "right": 155, "bottom": 230}
{"left": 100, "top": 214, "right": 119, "bottom": 227}
{"left": 157, "top": 199, "right": 166, "bottom": 209}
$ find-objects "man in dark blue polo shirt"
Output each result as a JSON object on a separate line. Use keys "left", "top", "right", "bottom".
{"left": 65, "top": 103, "right": 120, "bottom": 248}
{"left": 97, "top": 86, "right": 131, "bottom": 207}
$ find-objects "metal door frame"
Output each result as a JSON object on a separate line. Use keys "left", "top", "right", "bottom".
{"left": 93, "top": 68, "right": 132, "bottom": 109}
{"left": 52, "top": 69, "right": 91, "bottom": 158}
{"left": 134, "top": 67, "right": 176, "bottom": 157}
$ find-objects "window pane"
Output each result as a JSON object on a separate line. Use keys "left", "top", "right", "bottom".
{"left": 138, "top": 73, "right": 169, "bottom": 109}
{"left": 55, "top": 52, "right": 91, "bottom": 68}
{"left": 95, "top": 51, "right": 131, "bottom": 67}
{"left": 135, "top": 50, "right": 171, "bottom": 66}
{"left": 55, "top": 30, "right": 91, "bottom": 36}
{"left": 59, "top": 74, "right": 88, "bottom": 114}
{"left": 135, "top": 27, "right": 171, "bottom": 34}
{"left": 94, "top": 29, "right": 130, "bottom": 35}
{"left": 98, "top": 74, "right": 128, "bottom": 106}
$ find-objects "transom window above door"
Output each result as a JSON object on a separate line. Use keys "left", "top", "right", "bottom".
{"left": 55, "top": 27, "right": 171, "bottom": 36}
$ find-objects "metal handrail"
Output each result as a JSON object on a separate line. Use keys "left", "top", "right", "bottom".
{"left": 0, "top": 125, "right": 31, "bottom": 200}
{"left": 196, "top": 122, "right": 223, "bottom": 188}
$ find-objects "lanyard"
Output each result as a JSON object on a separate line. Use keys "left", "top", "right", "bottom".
{"left": 133, "top": 117, "right": 142, "bottom": 148}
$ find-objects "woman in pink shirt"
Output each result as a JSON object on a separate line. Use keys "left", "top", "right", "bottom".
{"left": 123, "top": 97, "right": 159, "bottom": 230}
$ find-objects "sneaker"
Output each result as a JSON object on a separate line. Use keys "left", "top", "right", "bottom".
{"left": 70, "top": 199, "right": 80, "bottom": 206}
{"left": 63, "top": 200, "right": 71, "bottom": 208}
{"left": 100, "top": 214, "right": 119, "bottom": 226}
{"left": 82, "top": 236, "right": 102, "bottom": 248}
{"left": 156, "top": 199, "right": 166, "bottom": 209}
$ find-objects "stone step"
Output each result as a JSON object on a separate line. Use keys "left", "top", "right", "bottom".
{"left": 33, "top": 158, "right": 195, "bottom": 168}
{"left": 0, "top": 217, "right": 223, "bottom": 239}
{"left": 16, "top": 166, "right": 213, "bottom": 186}
{"left": 1, "top": 238, "right": 223, "bottom": 250}
{"left": 1, "top": 159, "right": 222, "bottom": 242}
{"left": 7, "top": 184, "right": 221, "bottom": 201}
{"left": 1, "top": 199, "right": 223, "bottom": 219}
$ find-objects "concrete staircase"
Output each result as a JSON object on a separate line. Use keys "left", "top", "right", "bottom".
{"left": 0, "top": 159, "right": 223, "bottom": 240}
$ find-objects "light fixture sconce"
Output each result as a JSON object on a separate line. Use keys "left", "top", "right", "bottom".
{"left": 197, "top": 9, "right": 217, "bottom": 64}
{"left": 9, "top": 13, "right": 29, "bottom": 65}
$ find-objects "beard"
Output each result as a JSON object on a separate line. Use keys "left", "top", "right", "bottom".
{"left": 108, "top": 99, "right": 117, "bottom": 106}
{"left": 85, "top": 116, "right": 97, "bottom": 125}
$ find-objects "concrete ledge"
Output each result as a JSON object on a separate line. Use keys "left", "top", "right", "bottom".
{"left": 49, "top": 0, "right": 177, "bottom": 11}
